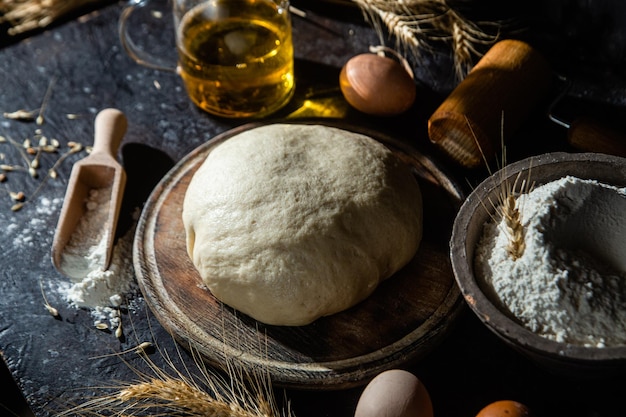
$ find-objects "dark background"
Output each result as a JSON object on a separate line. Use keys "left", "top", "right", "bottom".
{"left": 1, "top": 1, "right": 625, "bottom": 416}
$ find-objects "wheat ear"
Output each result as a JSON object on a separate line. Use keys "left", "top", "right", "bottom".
{"left": 467, "top": 113, "right": 532, "bottom": 261}
{"left": 117, "top": 376, "right": 269, "bottom": 417}
{"left": 55, "top": 321, "right": 289, "bottom": 417}
{"left": 352, "top": 0, "right": 502, "bottom": 80}
{"left": 499, "top": 174, "right": 526, "bottom": 260}
{"left": 56, "top": 351, "right": 284, "bottom": 417}
{"left": 0, "top": 0, "right": 100, "bottom": 35}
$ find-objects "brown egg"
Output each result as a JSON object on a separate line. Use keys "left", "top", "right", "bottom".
{"left": 476, "top": 400, "right": 533, "bottom": 417}
{"left": 340, "top": 53, "right": 416, "bottom": 116}
{"left": 354, "top": 369, "right": 433, "bottom": 417}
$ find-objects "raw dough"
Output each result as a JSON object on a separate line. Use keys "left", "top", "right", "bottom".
{"left": 182, "top": 124, "right": 422, "bottom": 326}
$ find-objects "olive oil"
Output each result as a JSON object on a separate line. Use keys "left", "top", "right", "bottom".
{"left": 177, "top": 0, "right": 294, "bottom": 118}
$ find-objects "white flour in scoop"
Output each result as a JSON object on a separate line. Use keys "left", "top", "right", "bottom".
{"left": 56, "top": 186, "right": 138, "bottom": 326}
{"left": 60, "top": 187, "right": 112, "bottom": 279}
{"left": 475, "top": 175, "right": 626, "bottom": 347}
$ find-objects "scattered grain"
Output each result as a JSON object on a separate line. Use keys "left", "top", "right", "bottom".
{"left": 135, "top": 341, "right": 153, "bottom": 355}
{"left": 95, "top": 322, "right": 109, "bottom": 331}
{"left": 67, "top": 141, "right": 82, "bottom": 152}
{"left": 36, "top": 77, "right": 56, "bottom": 126}
{"left": 9, "top": 191, "right": 25, "bottom": 201}
{"left": 3, "top": 109, "right": 37, "bottom": 121}
{"left": 40, "top": 280, "right": 60, "bottom": 318}
{"left": 44, "top": 303, "right": 59, "bottom": 317}
{"left": 115, "top": 319, "right": 123, "bottom": 339}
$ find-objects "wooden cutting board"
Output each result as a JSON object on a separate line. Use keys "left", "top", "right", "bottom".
{"left": 133, "top": 120, "right": 465, "bottom": 390}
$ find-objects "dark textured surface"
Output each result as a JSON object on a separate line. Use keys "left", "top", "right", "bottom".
{"left": 0, "top": 1, "right": 625, "bottom": 417}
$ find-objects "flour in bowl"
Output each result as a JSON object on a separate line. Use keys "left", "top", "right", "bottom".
{"left": 475, "top": 175, "right": 626, "bottom": 347}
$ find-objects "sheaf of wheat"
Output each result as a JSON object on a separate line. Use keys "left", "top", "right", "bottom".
{"left": 351, "top": 0, "right": 505, "bottom": 80}
{"left": 0, "top": 0, "right": 103, "bottom": 36}
{"left": 54, "top": 340, "right": 292, "bottom": 417}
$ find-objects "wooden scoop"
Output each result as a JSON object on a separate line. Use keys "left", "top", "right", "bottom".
{"left": 51, "top": 108, "right": 128, "bottom": 277}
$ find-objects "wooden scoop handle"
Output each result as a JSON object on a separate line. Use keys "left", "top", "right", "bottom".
{"left": 92, "top": 108, "right": 128, "bottom": 157}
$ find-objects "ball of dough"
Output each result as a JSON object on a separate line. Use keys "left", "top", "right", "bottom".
{"left": 182, "top": 124, "right": 422, "bottom": 326}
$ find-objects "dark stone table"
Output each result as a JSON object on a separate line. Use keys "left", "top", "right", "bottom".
{"left": 0, "top": 1, "right": 625, "bottom": 417}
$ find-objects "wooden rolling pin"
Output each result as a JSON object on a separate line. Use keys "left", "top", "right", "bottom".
{"left": 562, "top": 116, "right": 626, "bottom": 157}
{"left": 549, "top": 75, "right": 626, "bottom": 158}
{"left": 428, "top": 39, "right": 552, "bottom": 168}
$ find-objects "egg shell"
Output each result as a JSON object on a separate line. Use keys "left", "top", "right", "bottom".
{"left": 340, "top": 53, "right": 416, "bottom": 116}
{"left": 475, "top": 400, "right": 533, "bottom": 417}
{"left": 355, "top": 369, "right": 433, "bottom": 417}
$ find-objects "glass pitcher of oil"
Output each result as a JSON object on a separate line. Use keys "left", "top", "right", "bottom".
{"left": 120, "top": 0, "right": 295, "bottom": 118}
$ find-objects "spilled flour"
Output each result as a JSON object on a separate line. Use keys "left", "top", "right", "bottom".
{"left": 475, "top": 176, "right": 626, "bottom": 348}
{"left": 57, "top": 186, "right": 138, "bottom": 328}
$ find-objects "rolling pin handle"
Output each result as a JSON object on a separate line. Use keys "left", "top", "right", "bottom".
{"left": 546, "top": 74, "right": 573, "bottom": 129}
{"left": 428, "top": 39, "right": 553, "bottom": 169}
{"left": 568, "top": 117, "right": 626, "bottom": 158}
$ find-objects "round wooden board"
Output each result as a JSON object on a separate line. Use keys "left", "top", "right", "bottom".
{"left": 133, "top": 120, "right": 465, "bottom": 390}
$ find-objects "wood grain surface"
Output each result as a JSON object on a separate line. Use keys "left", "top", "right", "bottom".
{"left": 133, "top": 120, "right": 465, "bottom": 389}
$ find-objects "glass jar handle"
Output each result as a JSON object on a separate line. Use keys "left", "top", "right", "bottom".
{"left": 118, "top": 0, "right": 178, "bottom": 73}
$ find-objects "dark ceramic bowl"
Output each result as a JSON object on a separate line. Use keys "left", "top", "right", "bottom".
{"left": 450, "top": 152, "right": 626, "bottom": 377}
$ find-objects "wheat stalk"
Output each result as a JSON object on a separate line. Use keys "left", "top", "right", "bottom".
{"left": 478, "top": 169, "right": 529, "bottom": 262}
{"left": 55, "top": 326, "right": 291, "bottom": 417}
{"left": 497, "top": 172, "right": 527, "bottom": 260}
{"left": 352, "top": 0, "right": 503, "bottom": 80}
{"left": 116, "top": 377, "right": 266, "bottom": 417}
{"left": 469, "top": 114, "right": 532, "bottom": 261}
{"left": 0, "top": 0, "right": 102, "bottom": 35}
{"left": 56, "top": 350, "right": 287, "bottom": 417}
